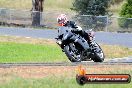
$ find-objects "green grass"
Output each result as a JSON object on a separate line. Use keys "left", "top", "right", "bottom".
{"left": 0, "top": 42, "right": 67, "bottom": 63}
{"left": 0, "top": 0, "right": 32, "bottom": 10}
{"left": 0, "top": 36, "right": 131, "bottom": 63}
{"left": 45, "top": 0, "right": 74, "bottom": 10}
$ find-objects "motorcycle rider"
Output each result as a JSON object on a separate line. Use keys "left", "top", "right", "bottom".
{"left": 57, "top": 14, "right": 93, "bottom": 45}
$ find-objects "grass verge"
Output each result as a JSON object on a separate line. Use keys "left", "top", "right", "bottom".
{"left": 0, "top": 77, "right": 131, "bottom": 88}
{"left": 0, "top": 0, "right": 74, "bottom": 11}
{"left": 101, "top": 44, "right": 132, "bottom": 59}
{"left": 0, "top": 36, "right": 131, "bottom": 63}
{"left": 0, "top": 42, "right": 67, "bottom": 63}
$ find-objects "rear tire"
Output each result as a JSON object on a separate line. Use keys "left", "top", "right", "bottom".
{"left": 91, "top": 43, "right": 105, "bottom": 62}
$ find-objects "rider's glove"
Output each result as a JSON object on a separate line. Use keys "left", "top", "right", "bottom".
{"left": 71, "top": 26, "right": 83, "bottom": 33}
{"left": 71, "top": 29, "right": 80, "bottom": 34}
{"left": 76, "top": 26, "right": 82, "bottom": 31}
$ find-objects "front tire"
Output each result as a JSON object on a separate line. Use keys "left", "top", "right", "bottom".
{"left": 64, "top": 43, "right": 82, "bottom": 62}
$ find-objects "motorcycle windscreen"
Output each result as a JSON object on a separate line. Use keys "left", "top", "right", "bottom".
{"left": 58, "top": 27, "right": 72, "bottom": 36}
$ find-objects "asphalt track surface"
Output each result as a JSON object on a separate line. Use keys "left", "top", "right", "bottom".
{"left": 0, "top": 56, "right": 132, "bottom": 67}
{"left": 0, "top": 27, "right": 132, "bottom": 48}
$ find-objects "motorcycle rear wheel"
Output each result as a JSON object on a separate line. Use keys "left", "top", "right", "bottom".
{"left": 91, "top": 43, "right": 105, "bottom": 62}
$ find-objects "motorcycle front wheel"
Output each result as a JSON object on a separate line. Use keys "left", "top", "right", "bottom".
{"left": 64, "top": 43, "right": 82, "bottom": 62}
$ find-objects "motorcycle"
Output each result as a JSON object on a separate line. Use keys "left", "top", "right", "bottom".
{"left": 55, "top": 26, "right": 105, "bottom": 62}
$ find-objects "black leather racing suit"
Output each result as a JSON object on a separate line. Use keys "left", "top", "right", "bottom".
{"left": 64, "top": 21, "right": 90, "bottom": 43}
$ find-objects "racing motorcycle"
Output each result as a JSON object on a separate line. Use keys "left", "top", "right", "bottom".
{"left": 55, "top": 26, "right": 105, "bottom": 62}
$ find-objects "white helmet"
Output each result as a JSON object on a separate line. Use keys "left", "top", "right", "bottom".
{"left": 57, "top": 14, "right": 68, "bottom": 26}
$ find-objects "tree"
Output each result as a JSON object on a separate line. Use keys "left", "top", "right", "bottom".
{"left": 32, "top": 0, "right": 44, "bottom": 26}
{"left": 71, "top": 0, "right": 111, "bottom": 31}
{"left": 118, "top": 0, "right": 132, "bottom": 28}
{"left": 72, "top": 0, "right": 111, "bottom": 16}
{"left": 120, "top": 0, "right": 132, "bottom": 18}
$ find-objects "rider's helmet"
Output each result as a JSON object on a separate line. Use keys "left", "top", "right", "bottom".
{"left": 57, "top": 14, "right": 68, "bottom": 26}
